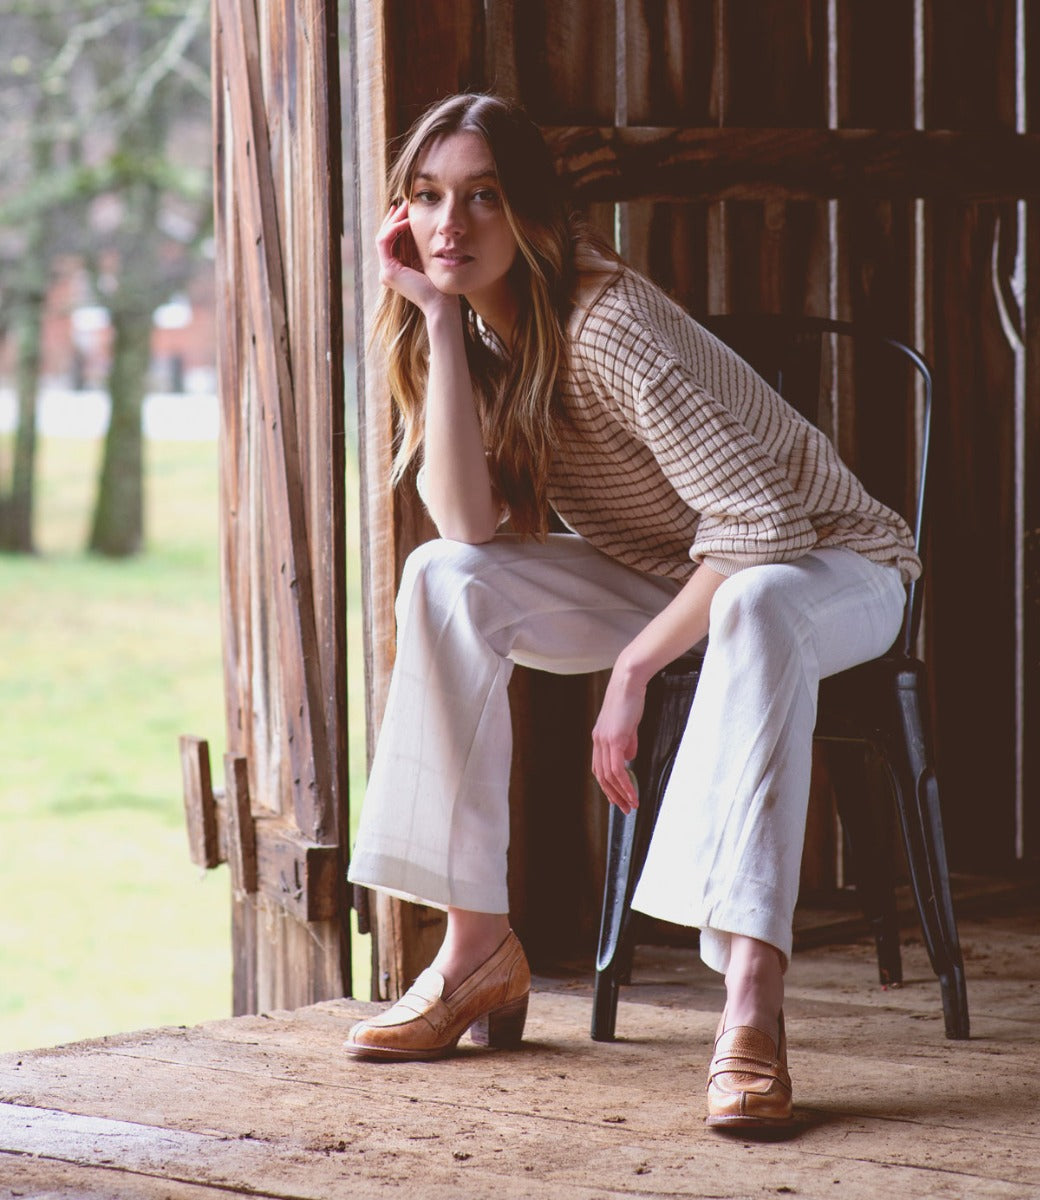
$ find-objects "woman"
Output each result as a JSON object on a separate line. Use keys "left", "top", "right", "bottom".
{"left": 345, "top": 94, "right": 918, "bottom": 1132}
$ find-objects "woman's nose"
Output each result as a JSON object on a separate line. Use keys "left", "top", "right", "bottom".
{"left": 437, "top": 195, "right": 465, "bottom": 236}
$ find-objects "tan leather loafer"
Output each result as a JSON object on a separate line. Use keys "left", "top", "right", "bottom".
{"left": 706, "top": 1012, "right": 794, "bottom": 1132}
{"left": 344, "top": 930, "right": 531, "bottom": 1061}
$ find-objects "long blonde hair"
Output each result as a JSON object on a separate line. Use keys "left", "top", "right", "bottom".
{"left": 374, "top": 94, "right": 609, "bottom": 539}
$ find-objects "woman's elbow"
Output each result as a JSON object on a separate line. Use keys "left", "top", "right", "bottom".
{"left": 432, "top": 514, "right": 500, "bottom": 545}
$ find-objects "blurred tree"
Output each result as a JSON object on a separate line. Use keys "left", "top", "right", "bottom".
{"left": 0, "top": 10, "right": 62, "bottom": 553}
{"left": 0, "top": 0, "right": 211, "bottom": 556}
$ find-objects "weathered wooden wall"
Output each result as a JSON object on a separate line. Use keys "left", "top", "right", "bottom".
{"left": 352, "top": 0, "right": 1040, "bottom": 995}
{"left": 201, "top": 0, "right": 349, "bottom": 1011}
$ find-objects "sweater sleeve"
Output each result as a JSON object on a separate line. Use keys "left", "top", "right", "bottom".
{"left": 634, "top": 357, "right": 819, "bottom": 574}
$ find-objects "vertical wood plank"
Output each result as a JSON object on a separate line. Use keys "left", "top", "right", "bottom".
{"left": 218, "top": 0, "right": 335, "bottom": 846}
{"left": 485, "top": 0, "right": 520, "bottom": 99}
{"left": 923, "top": 0, "right": 1019, "bottom": 868}
{"left": 716, "top": 0, "right": 830, "bottom": 316}
{"left": 386, "top": 0, "right": 486, "bottom": 134}
{"left": 179, "top": 736, "right": 219, "bottom": 870}
{"left": 1024, "top": 201, "right": 1039, "bottom": 860}
{"left": 351, "top": 0, "right": 395, "bottom": 763}
{"left": 618, "top": 0, "right": 713, "bottom": 306}
{"left": 1024, "top": 2, "right": 1040, "bottom": 858}
{"left": 213, "top": 0, "right": 350, "bottom": 1010}
{"left": 833, "top": 3, "right": 917, "bottom": 518}
{"left": 224, "top": 754, "right": 259, "bottom": 895}
{"left": 512, "top": 0, "right": 615, "bottom": 123}
{"left": 214, "top": 1, "right": 259, "bottom": 1018}
{"left": 291, "top": 0, "right": 351, "bottom": 987}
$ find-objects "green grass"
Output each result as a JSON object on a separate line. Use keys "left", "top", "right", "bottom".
{"left": 0, "top": 435, "right": 369, "bottom": 1053}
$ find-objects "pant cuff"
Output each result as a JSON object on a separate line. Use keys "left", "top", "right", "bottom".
{"left": 348, "top": 851, "right": 510, "bottom": 915}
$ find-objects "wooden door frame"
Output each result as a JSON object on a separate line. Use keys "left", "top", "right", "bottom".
{"left": 182, "top": 0, "right": 350, "bottom": 1012}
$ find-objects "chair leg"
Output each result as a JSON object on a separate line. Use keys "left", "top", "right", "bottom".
{"left": 592, "top": 803, "right": 638, "bottom": 1041}
{"left": 915, "top": 766, "right": 970, "bottom": 1039}
{"left": 591, "top": 659, "right": 701, "bottom": 1041}
{"left": 827, "top": 741, "right": 903, "bottom": 986}
{"left": 885, "top": 667, "right": 970, "bottom": 1039}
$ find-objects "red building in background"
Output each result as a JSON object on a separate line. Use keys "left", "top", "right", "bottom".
{"left": 2, "top": 252, "right": 217, "bottom": 396}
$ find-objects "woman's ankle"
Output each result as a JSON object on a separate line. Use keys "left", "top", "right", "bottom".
{"left": 722, "top": 936, "right": 784, "bottom": 1040}
{"left": 431, "top": 910, "right": 512, "bottom": 995}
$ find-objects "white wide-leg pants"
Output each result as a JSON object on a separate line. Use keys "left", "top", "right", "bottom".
{"left": 348, "top": 533, "right": 905, "bottom": 973}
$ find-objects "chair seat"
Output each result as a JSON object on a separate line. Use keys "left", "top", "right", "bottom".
{"left": 815, "top": 654, "right": 920, "bottom": 741}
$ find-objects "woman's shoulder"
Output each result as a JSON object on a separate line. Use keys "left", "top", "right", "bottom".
{"left": 568, "top": 262, "right": 693, "bottom": 370}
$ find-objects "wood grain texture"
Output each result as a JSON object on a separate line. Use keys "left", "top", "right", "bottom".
{"left": 547, "top": 127, "right": 1040, "bottom": 203}
{"left": 179, "top": 736, "right": 219, "bottom": 870}
{"left": 224, "top": 753, "right": 258, "bottom": 895}
{"left": 2, "top": 906, "right": 1038, "bottom": 1198}
{"left": 211, "top": 0, "right": 349, "bottom": 1009}
{"left": 922, "top": 3, "right": 1021, "bottom": 870}
{"left": 218, "top": 0, "right": 333, "bottom": 844}
{"left": 347, "top": 0, "right": 1039, "bottom": 996}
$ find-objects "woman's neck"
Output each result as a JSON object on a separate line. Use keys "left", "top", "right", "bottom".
{"left": 466, "top": 282, "right": 520, "bottom": 353}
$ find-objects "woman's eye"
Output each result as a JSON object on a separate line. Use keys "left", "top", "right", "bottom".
{"left": 473, "top": 189, "right": 500, "bottom": 204}
{"left": 412, "top": 189, "right": 438, "bottom": 203}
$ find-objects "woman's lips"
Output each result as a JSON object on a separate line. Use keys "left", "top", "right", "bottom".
{"left": 434, "top": 251, "right": 474, "bottom": 267}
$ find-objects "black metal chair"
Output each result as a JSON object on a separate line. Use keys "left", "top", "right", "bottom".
{"left": 592, "top": 315, "right": 970, "bottom": 1042}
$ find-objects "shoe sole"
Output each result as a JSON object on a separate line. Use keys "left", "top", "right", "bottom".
{"left": 343, "top": 1039, "right": 459, "bottom": 1062}
{"left": 344, "top": 994, "right": 529, "bottom": 1062}
{"left": 705, "top": 1112, "right": 798, "bottom": 1139}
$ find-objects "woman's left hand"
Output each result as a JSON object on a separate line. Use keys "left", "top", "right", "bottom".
{"left": 592, "top": 668, "right": 647, "bottom": 815}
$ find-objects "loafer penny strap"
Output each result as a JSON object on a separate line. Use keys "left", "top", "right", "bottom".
{"left": 709, "top": 1026, "right": 791, "bottom": 1090}
{"left": 709, "top": 1052, "right": 789, "bottom": 1087}
{"left": 364, "top": 969, "right": 453, "bottom": 1032}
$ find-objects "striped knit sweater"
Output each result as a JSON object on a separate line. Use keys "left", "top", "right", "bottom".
{"left": 548, "top": 267, "right": 922, "bottom": 583}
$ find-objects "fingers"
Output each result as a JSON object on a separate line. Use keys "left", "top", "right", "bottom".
{"left": 592, "top": 734, "right": 639, "bottom": 814}
{"left": 376, "top": 200, "right": 412, "bottom": 272}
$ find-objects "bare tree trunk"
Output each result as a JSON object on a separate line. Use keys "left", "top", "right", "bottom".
{"left": 1, "top": 231, "right": 47, "bottom": 553}
{"left": 87, "top": 140, "right": 162, "bottom": 558}
{"left": 88, "top": 304, "right": 151, "bottom": 556}
{"left": 6, "top": 301, "right": 42, "bottom": 553}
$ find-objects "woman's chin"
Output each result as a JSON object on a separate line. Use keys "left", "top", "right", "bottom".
{"left": 426, "top": 268, "right": 471, "bottom": 295}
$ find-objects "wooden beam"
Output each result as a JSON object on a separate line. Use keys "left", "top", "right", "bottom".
{"left": 180, "top": 737, "right": 334, "bottom": 922}
{"left": 253, "top": 819, "right": 341, "bottom": 922}
{"left": 546, "top": 127, "right": 1040, "bottom": 202}
{"left": 179, "top": 736, "right": 220, "bottom": 870}
{"left": 224, "top": 754, "right": 258, "bottom": 895}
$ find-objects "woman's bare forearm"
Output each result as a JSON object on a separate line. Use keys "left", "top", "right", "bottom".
{"left": 421, "top": 302, "right": 500, "bottom": 542}
{"left": 613, "top": 564, "right": 727, "bottom": 688}
{"left": 592, "top": 564, "right": 728, "bottom": 811}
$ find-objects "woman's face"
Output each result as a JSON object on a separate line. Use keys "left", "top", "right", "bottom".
{"left": 407, "top": 131, "right": 519, "bottom": 316}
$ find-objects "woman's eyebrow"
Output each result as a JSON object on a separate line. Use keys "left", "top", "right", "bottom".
{"left": 414, "top": 166, "right": 498, "bottom": 183}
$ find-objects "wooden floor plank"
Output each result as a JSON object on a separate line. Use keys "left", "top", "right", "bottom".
{"left": 1, "top": 909, "right": 1037, "bottom": 1199}
{"left": 0, "top": 1156, "right": 291, "bottom": 1200}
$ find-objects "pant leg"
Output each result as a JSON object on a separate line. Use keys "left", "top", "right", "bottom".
{"left": 348, "top": 534, "right": 680, "bottom": 913}
{"left": 631, "top": 547, "right": 906, "bottom": 974}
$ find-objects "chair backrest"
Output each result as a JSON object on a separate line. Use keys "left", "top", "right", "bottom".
{"left": 700, "top": 314, "right": 933, "bottom": 657}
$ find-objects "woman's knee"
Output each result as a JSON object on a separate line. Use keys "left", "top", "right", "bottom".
{"left": 396, "top": 537, "right": 500, "bottom": 622}
{"left": 708, "top": 563, "right": 804, "bottom": 645}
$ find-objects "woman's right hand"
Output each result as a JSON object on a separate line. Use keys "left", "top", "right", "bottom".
{"left": 376, "top": 200, "right": 453, "bottom": 317}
